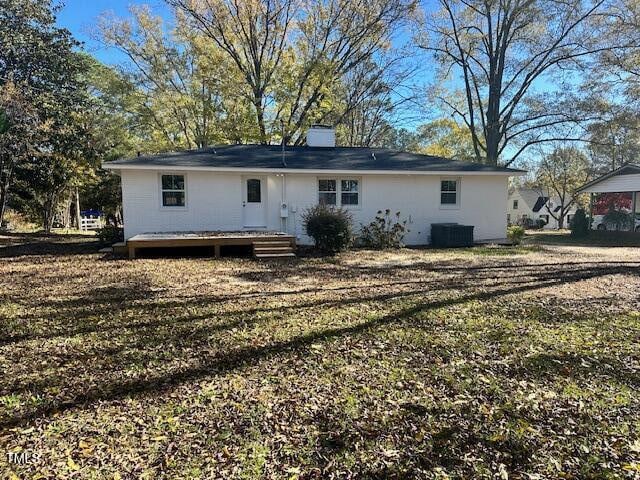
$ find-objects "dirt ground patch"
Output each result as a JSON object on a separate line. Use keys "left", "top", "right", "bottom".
{"left": 1, "top": 234, "right": 639, "bottom": 478}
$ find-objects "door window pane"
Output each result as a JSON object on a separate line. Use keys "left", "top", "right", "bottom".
{"left": 247, "top": 179, "right": 261, "bottom": 203}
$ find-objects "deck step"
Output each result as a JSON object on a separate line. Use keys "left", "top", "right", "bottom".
{"left": 253, "top": 246, "right": 294, "bottom": 253}
{"left": 253, "top": 241, "right": 292, "bottom": 247}
{"left": 254, "top": 252, "right": 296, "bottom": 259}
{"left": 112, "top": 241, "right": 128, "bottom": 256}
{"left": 252, "top": 239, "right": 296, "bottom": 259}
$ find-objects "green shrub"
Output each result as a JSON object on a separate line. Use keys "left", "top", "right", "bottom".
{"left": 97, "top": 225, "right": 124, "bottom": 245}
{"left": 358, "top": 209, "right": 409, "bottom": 249}
{"left": 535, "top": 218, "right": 547, "bottom": 229}
{"left": 570, "top": 208, "right": 590, "bottom": 237}
{"left": 602, "top": 207, "right": 631, "bottom": 231}
{"left": 302, "top": 205, "right": 353, "bottom": 254}
{"left": 506, "top": 225, "right": 525, "bottom": 245}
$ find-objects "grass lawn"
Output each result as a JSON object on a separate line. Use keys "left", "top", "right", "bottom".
{"left": 1, "top": 233, "right": 639, "bottom": 479}
{"left": 525, "top": 229, "right": 640, "bottom": 248}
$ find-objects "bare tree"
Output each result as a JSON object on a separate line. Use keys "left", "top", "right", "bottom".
{"left": 422, "top": 0, "right": 633, "bottom": 165}
{"left": 278, "top": 0, "right": 417, "bottom": 145}
{"left": 168, "top": 0, "right": 416, "bottom": 145}
{"left": 536, "top": 146, "right": 592, "bottom": 228}
{"left": 98, "top": 6, "right": 252, "bottom": 149}
{"left": 326, "top": 55, "right": 420, "bottom": 147}
{"left": 165, "top": 0, "right": 296, "bottom": 144}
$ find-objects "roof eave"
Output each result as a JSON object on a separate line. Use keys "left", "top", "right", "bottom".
{"left": 576, "top": 163, "right": 640, "bottom": 193}
{"left": 102, "top": 162, "right": 524, "bottom": 176}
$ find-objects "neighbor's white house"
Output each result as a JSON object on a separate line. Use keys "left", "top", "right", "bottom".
{"left": 507, "top": 187, "right": 578, "bottom": 230}
{"left": 103, "top": 126, "right": 524, "bottom": 246}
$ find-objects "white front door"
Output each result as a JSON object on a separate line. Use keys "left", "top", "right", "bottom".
{"left": 242, "top": 177, "right": 266, "bottom": 227}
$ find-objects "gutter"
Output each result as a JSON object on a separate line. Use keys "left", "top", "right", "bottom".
{"left": 102, "top": 163, "right": 525, "bottom": 177}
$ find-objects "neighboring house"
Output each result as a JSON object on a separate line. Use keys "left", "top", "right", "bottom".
{"left": 576, "top": 163, "right": 640, "bottom": 231}
{"left": 507, "top": 188, "right": 577, "bottom": 229}
{"left": 103, "top": 126, "right": 524, "bottom": 246}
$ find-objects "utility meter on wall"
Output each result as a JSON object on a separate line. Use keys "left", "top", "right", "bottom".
{"left": 280, "top": 203, "right": 289, "bottom": 218}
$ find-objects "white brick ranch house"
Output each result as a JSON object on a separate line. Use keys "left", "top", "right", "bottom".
{"left": 103, "top": 127, "right": 524, "bottom": 248}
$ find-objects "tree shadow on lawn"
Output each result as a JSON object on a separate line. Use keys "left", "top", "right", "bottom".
{"left": 310, "top": 395, "right": 540, "bottom": 477}
{"left": 234, "top": 258, "right": 640, "bottom": 283}
{"left": 0, "top": 232, "right": 100, "bottom": 257}
{"left": 2, "top": 261, "right": 635, "bottom": 348}
{"left": 513, "top": 352, "right": 640, "bottom": 389}
{"left": 0, "top": 280, "right": 159, "bottom": 345}
{"left": 1, "top": 260, "right": 637, "bottom": 429}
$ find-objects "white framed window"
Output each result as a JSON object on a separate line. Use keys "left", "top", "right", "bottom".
{"left": 161, "top": 174, "right": 186, "bottom": 207}
{"left": 318, "top": 179, "right": 337, "bottom": 205}
{"left": 440, "top": 178, "right": 459, "bottom": 207}
{"left": 340, "top": 179, "right": 359, "bottom": 206}
{"left": 513, "top": 199, "right": 519, "bottom": 209}
{"left": 318, "top": 178, "right": 360, "bottom": 207}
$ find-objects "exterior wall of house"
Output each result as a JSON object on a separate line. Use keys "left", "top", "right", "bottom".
{"left": 285, "top": 173, "right": 508, "bottom": 244}
{"left": 121, "top": 170, "right": 244, "bottom": 239}
{"left": 120, "top": 169, "right": 509, "bottom": 244}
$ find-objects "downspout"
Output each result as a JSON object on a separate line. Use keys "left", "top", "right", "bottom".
{"left": 281, "top": 173, "right": 287, "bottom": 233}
{"left": 632, "top": 191, "right": 637, "bottom": 232}
{"left": 589, "top": 193, "right": 594, "bottom": 231}
{"left": 280, "top": 119, "right": 288, "bottom": 233}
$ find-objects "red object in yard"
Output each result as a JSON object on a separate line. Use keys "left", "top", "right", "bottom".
{"left": 592, "top": 193, "right": 632, "bottom": 215}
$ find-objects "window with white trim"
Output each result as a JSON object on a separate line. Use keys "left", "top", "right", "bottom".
{"left": 341, "top": 179, "right": 359, "bottom": 205}
{"left": 513, "top": 199, "right": 519, "bottom": 209}
{"left": 318, "top": 179, "right": 337, "bottom": 205}
{"left": 440, "top": 179, "right": 458, "bottom": 205}
{"left": 161, "top": 174, "right": 186, "bottom": 207}
{"left": 318, "top": 179, "right": 359, "bottom": 206}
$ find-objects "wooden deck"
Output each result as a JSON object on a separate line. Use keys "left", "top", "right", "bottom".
{"left": 126, "top": 231, "right": 296, "bottom": 259}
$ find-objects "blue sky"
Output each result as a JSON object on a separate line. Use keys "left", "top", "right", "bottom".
{"left": 56, "top": 0, "right": 434, "bottom": 131}
{"left": 56, "top": 0, "right": 171, "bottom": 65}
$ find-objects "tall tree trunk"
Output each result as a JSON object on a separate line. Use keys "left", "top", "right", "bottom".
{"left": 75, "top": 187, "right": 81, "bottom": 230}
{"left": 0, "top": 183, "right": 8, "bottom": 226}
{"left": 254, "top": 97, "right": 268, "bottom": 145}
{"left": 0, "top": 166, "right": 14, "bottom": 226}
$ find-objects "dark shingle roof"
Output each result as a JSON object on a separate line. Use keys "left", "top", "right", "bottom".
{"left": 532, "top": 196, "right": 549, "bottom": 212}
{"left": 104, "top": 145, "right": 523, "bottom": 173}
